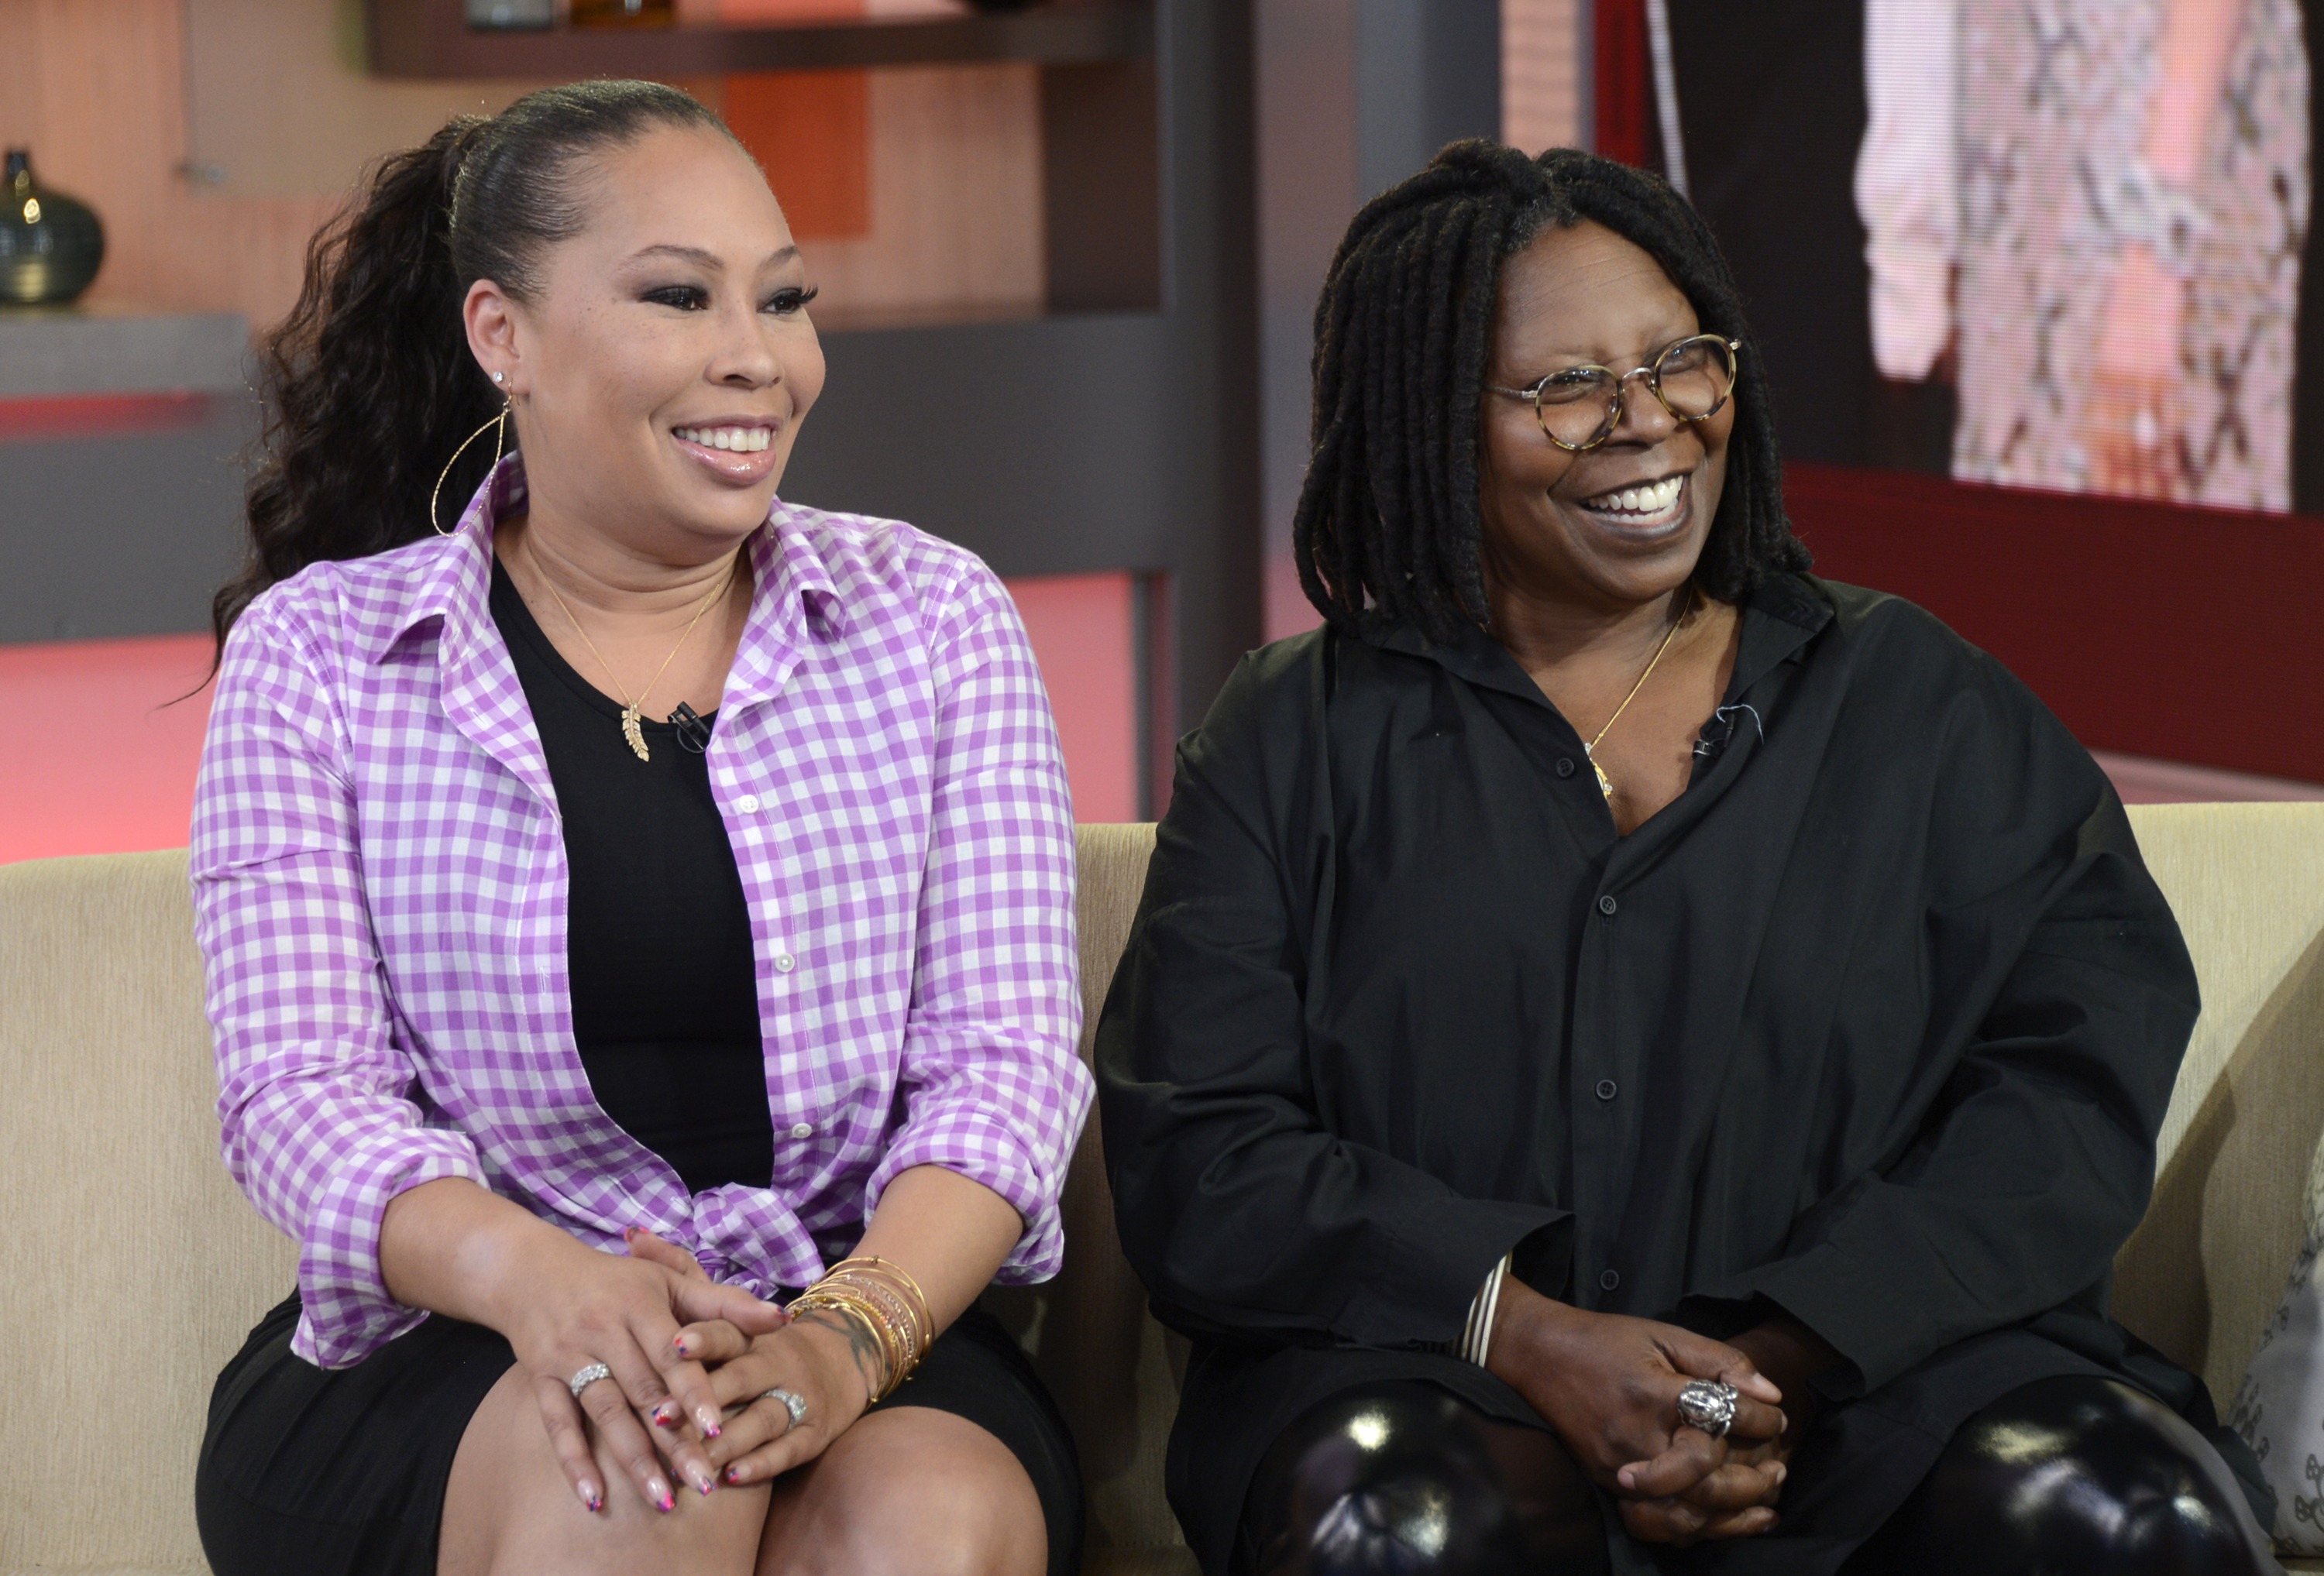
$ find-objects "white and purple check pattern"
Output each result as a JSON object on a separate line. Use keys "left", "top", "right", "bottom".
{"left": 191, "top": 459, "right": 1089, "bottom": 1368}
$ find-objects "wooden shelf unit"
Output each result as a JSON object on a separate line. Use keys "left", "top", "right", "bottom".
{"left": 366, "top": 0, "right": 1152, "bottom": 78}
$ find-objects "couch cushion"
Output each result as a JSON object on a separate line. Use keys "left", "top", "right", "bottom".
{"left": 0, "top": 850, "right": 294, "bottom": 1576}
{"left": 985, "top": 823, "right": 1194, "bottom": 1574}
{"left": 2115, "top": 803, "right": 2324, "bottom": 1412}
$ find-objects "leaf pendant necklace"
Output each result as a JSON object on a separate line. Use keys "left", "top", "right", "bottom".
{"left": 1582, "top": 592, "right": 1694, "bottom": 803}
{"left": 537, "top": 555, "right": 739, "bottom": 764}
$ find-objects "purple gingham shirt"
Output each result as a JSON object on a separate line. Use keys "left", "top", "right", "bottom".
{"left": 191, "top": 459, "right": 1089, "bottom": 1368}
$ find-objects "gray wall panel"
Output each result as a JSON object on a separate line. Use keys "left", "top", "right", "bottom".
{"left": 789, "top": 0, "right": 1260, "bottom": 738}
{"left": 0, "top": 0, "right": 1268, "bottom": 756}
{"left": 0, "top": 400, "right": 255, "bottom": 644}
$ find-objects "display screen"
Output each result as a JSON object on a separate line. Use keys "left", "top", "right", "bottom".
{"left": 1665, "top": 0, "right": 2313, "bottom": 512}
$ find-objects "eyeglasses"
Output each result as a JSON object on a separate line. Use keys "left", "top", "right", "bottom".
{"left": 1486, "top": 334, "right": 1741, "bottom": 453}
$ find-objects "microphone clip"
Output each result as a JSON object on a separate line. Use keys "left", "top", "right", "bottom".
{"left": 1693, "top": 702, "right": 1764, "bottom": 761}
{"left": 669, "top": 702, "right": 711, "bottom": 754}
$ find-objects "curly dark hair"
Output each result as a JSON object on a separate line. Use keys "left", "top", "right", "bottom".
{"left": 1293, "top": 139, "right": 1810, "bottom": 643}
{"left": 211, "top": 80, "right": 738, "bottom": 658}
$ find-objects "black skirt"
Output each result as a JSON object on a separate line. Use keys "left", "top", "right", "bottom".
{"left": 197, "top": 1293, "right": 1083, "bottom": 1576}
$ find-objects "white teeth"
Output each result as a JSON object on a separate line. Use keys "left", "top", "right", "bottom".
{"left": 1586, "top": 476, "right": 1683, "bottom": 515}
{"left": 677, "top": 426, "right": 772, "bottom": 452}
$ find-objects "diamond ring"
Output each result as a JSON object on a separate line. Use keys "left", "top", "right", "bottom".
{"left": 761, "top": 1386, "right": 808, "bottom": 1429}
{"left": 567, "top": 1361, "right": 614, "bottom": 1401}
{"left": 1676, "top": 1379, "right": 1740, "bottom": 1438}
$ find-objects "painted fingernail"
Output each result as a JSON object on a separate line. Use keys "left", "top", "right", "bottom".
{"left": 672, "top": 1337, "right": 691, "bottom": 1358}
{"left": 726, "top": 1464, "right": 747, "bottom": 1485}
{"left": 653, "top": 1480, "right": 675, "bottom": 1513}
{"left": 577, "top": 1481, "right": 601, "bottom": 1512}
{"left": 697, "top": 1406, "right": 722, "bottom": 1438}
{"left": 689, "top": 1464, "right": 717, "bottom": 1495}
{"left": 653, "top": 1401, "right": 678, "bottom": 1428}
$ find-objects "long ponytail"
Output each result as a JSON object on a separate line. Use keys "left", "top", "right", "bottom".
{"left": 213, "top": 81, "right": 736, "bottom": 655}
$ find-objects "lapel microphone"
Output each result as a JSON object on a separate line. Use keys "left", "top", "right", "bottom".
{"left": 669, "top": 702, "right": 711, "bottom": 754}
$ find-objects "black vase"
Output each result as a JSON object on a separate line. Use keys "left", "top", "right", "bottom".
{"left": 2, "top": 149, "right": 105, "bottom": 307}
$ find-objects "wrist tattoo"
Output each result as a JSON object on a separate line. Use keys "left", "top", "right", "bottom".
{"left": 796, "top": 1307, "right": 883, "bottom": 1396}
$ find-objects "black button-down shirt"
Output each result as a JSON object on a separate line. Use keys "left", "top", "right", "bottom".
{"left": 1096, "top": 574, "right": 2219, "bottom": 1573}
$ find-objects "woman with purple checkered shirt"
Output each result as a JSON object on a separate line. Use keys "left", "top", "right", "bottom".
{"left": 187, "top": 81, "right": 1091, "bottom": 1576}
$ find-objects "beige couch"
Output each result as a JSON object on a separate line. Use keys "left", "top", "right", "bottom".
{"left": 5, "top": 807, "right": 2322, "bottom": 1575}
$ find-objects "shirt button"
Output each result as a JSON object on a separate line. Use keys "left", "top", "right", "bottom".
{"left": 735, "top": 793, "right": 761, "bottom": 814}
{"left": 1556, "top": 757, "right": 1577, "bottom": 779}
{"left": 1595, "top": 1078, "right": 1618, "bottom": 1101}
{"left": 1597, "top": 894, "right": 1618, "bottom": 916}
{"left": 789, "top": 1121, "right": 813, "bottom": 1140}
{"left": 774, "top": 953, "right": 796, "bottom": 973}
{"left": 1600, "top": 1269, "right": 1621, "bottom": 1292}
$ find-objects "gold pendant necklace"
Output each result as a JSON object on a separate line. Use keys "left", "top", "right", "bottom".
{"left": 536, "top": 555, "right": 739, "bottom": 764}
{"left": 1583, "top": 591, "right": 1694, "bottom": 803}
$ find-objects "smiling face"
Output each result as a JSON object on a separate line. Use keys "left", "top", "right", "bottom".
{"left": 462, "top": 122, "right": 825, "bottom": 560}
{"left": 1477, "top": 218, "right": 1734, "bottom": 616}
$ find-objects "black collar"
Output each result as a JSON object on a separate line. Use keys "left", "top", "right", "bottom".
{"left": 1360, "top": 572, "right": 1834, "bottom": 711}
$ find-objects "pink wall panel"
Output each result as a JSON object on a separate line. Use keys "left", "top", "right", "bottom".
{"left": 1002, "top": 570, "right": 1142, "bottom": 823}
{"left": 0, "top": 633, "right": 216, "bottom": 865}
{"left": 0, "top": 569, "right": 1143, "bottom": 866}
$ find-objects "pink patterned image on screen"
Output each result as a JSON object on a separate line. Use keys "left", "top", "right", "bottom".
{"left": 1858, "top": 0, "right": 2309, "bottom": 510}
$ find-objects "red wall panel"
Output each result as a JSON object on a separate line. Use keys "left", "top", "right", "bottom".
{"left": 1786, "top": 462, "right": 2324, "bottom": 785}
{"left": 1594, "top": 0, "right": 1654, "bottom": 168}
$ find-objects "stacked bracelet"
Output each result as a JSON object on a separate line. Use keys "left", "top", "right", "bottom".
{"left": 787, "top": 1255, "right": 935, "bottom": 1402}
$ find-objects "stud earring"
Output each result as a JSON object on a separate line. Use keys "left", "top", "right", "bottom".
{"left": 492, "top": 372, "right": 506, "bottom": 384}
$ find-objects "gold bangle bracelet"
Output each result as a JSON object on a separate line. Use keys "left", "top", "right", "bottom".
{"left": 825, "top": 1271, "right": 925, "bottom": 1364}
{"left": 827, "top": 1255, "right": 933, "bottom": 1338}
{"left": 789, "top": 1284, "right": 920, "bottom": 1399}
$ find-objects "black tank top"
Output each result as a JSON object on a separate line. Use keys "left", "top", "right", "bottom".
{"left": 490, "top": 555, "right": 774, "bottom": 1194}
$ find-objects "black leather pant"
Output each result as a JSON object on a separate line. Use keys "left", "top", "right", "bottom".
{"left": 1236, "top": 1375, "right": 2276, "bottom": 1576}
{"left": 1840, "top": 1375, "right": 2276, "bottom": 1576}
{"left": 1236, "top": 1382, "right": 1608, "bottom": 1576}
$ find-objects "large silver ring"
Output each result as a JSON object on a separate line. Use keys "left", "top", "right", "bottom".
{"left": 1676, "top": 1379, "right": 1739, "bottom": 1438}
{"left": 567, "top": 1361, "right": 614, "bottom": 1401}
{"left": 761, "top": 1387, "right": 808, "bottom": 1429}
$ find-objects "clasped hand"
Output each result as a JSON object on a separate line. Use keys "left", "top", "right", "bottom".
{"left": 1490, "top": 1283, "right": 1795, "bottom": 1547}
{"left": 503, "top": 1225, "right": 879, "bottom": 1516}
{"left": 629, "top": 1230, "right": 883, "bottom": 1491}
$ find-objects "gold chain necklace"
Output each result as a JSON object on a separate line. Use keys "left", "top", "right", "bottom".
{"left": 535, "top": 554, "right": 738, "bottom": 764}
{"left": 1583, "top": 591, "right": 1695, "bottom": 802}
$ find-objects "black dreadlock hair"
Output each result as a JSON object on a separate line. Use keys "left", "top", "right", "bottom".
{"left": 1292, "top": 140, "right": 1810, "bottom": 644}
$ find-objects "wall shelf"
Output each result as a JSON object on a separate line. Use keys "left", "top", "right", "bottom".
{"left": 366, "top": 1, "right": 1152, "bottom": 79}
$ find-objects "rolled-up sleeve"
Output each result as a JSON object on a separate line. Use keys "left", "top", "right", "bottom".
{"left": 863, "top": 564, "right": 1090, "bottom": 1281}
{"left": 191, "top": 602, "right": 487, "bottom": 1368}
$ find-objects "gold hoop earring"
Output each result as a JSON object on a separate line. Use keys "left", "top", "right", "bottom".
{"left": 430, "top": 401, "right": 511, "bottom": 536}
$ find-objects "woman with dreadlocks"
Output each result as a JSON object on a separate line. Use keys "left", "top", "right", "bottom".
{"left": 1095, "top": 142, "right": 2275, "bottom": 1576}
